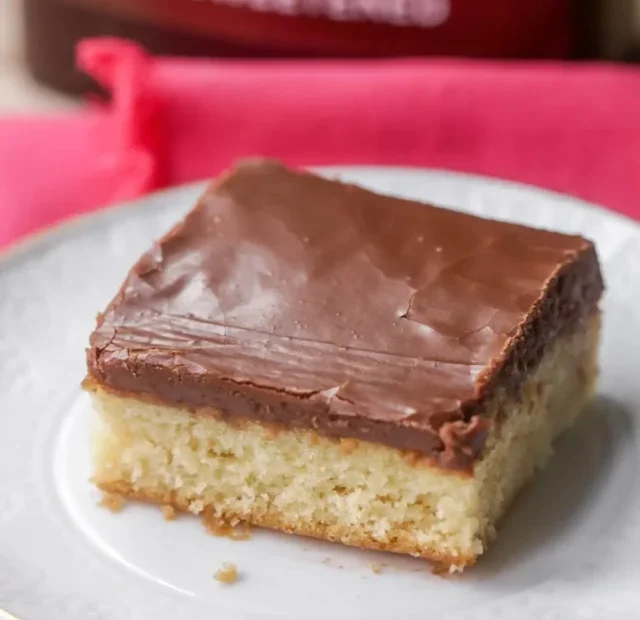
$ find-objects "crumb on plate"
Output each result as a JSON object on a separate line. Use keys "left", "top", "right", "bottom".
{"left": 162, "top": 505, "right": 177, "bottom": 520}
{"left": 98, "top": 492, "right": 125, "bottom": 513}
{"left": 214, "top": 562, "right": 238, "bottom": 584}
{"left": 432, "top": 562, "right": 464, "bottom": 577}
{"left": 204, "top": 514, "right": 251, "bottom": 540}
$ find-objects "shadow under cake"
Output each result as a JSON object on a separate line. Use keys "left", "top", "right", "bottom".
{"left": 84, "top": 159, "right": 603, "bottom": 572}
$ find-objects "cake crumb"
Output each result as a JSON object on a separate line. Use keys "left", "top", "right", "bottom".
{"left": 368, "top": 562, "right": 382, "bottom": 574}
{"left": 204, "top": 514, "right": 251, "bottom": 540}
{"left": 214, "top": 562, "right": 238, "bottom": 584}
{"left": 431, "top": 562, "right": 463, "bottom": 577}
{"left": 162, "top": 505, "right": 177, "bottom": 520}
{"left": 98, "top": 492, "right": 125, "bottom": 513}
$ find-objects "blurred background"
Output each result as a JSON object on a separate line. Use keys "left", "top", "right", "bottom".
{"left": 2, "top": 0, "right": 640, "bottom": 112}
{"left": 2, "top": 0, "right": 640, "bottom": 248}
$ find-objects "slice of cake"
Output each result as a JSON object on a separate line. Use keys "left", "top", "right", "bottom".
{"left": 84, "top": 159, "right": 603, "bottom": 571}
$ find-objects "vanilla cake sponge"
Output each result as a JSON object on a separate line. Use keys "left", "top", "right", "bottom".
{"left": 85, "top": 159, "right": 604, "bottom": 571}
{"left": 87, "top": 316, "right": 598, "bottom": 568}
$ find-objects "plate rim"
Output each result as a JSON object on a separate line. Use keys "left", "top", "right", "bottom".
{"left": 2, "top": 166, "right": 639, "bottom": 272}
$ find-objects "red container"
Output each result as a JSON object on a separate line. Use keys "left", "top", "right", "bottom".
{"left": 24, "top": 0, "right": 598, "bottom": 93}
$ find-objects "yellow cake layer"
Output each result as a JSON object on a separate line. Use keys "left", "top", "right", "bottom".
{"left": 88, "top": 315, "right": 599, "bottom": 571}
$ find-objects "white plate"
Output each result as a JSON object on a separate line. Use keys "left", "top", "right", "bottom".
{"left": 1, "top": 168, "right": 640, "bottom": 620}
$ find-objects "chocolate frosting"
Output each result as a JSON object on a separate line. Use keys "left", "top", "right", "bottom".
{"left": 87, "top": 160, "right": 603, "bottom": 470}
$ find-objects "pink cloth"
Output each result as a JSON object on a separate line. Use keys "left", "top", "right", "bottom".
{"left": 1, "top": 37, "right": 640, "bottom": 248}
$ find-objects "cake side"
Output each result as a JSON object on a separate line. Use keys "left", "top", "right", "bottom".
{"left": 85, "top": 160, "right": 604, "bottom": 472}
{"left": 89, "top": 313, "right": 600, "bottom": 571}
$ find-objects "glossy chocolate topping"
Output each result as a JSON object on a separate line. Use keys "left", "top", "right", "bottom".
{"left": 87, "top": 160, "right": 603, "bottom": 470}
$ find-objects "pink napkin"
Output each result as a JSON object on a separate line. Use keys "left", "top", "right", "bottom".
{"left": 1, "top": 37, "right": 639, "bottom": 248}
